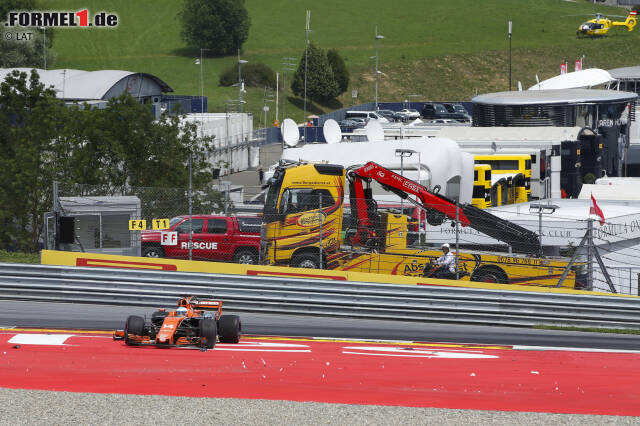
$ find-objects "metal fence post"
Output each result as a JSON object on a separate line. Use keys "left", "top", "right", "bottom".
{"left": 225, "top": 186, "right": 229, "bottom": 216}
{"left": 53, "top": 181, "right": 59, "bottom": 250}
{"left": 223, "top": 181, "right": 231, "bottom": 216}
{"left": 318, "top": 194, "right": 323, "bottom": 269}
{"left": 587, "top": 218, "right": 593, "bottom": 291}
{"left": 455, "top": 201, "right": 459, "bottom": 280}
{"left": 53, "top": 181, "right": 59, "bottom": 214}
{"left": 188, "top": 153, "right": 193, "bottom": 261}
{"left": 538, "top": 207, "right": 543, "bottom": 256}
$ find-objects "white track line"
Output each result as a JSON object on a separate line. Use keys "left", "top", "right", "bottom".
{"left": 513, "top": 345, "right": 640, "bottom": 354}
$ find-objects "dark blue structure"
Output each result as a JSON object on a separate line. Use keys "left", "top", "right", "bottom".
{"left": 151, "top": 95, "right": 207, "bottom": 118}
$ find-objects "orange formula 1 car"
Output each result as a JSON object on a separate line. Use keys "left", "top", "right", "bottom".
{"left": 113, "top": 296, "right": 241, "bottom": 349}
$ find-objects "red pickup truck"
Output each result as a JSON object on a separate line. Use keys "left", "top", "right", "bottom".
{"left": 141, "top": 215, "right": 261, "bottom": 264}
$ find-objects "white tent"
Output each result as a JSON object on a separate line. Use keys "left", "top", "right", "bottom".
{"left": 578, "top": 184, "right": 640, "bottom": 200}
{"left": 528, "top": 69, "right": 615, "bottom": 91}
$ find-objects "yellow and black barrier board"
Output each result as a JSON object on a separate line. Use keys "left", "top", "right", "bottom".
{"left": 151, "top": 219, "right": 170, "bottom": 230}
{"left": 128, "top": 220, "right": 146, "bottom": 231}
{"left": 39, "top": 250, "right": 636, "bottom": 298}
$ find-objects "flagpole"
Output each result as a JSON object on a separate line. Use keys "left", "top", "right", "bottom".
{"left": 587, "top": 218, "right": 593, "bottom": 291}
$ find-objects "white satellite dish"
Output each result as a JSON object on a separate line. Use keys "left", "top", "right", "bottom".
{"left": 281, "top": 118, "right": 299, "bottom": 147}
{"left": 322, "top": 119, "right": 342, "bottom": 144}
{"left": 364, "top": 120, "right": 384, "bottom": 141}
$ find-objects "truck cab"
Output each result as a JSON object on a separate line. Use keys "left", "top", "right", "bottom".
{"left": 262, "top": 163, "right": 344, "bottom": 268}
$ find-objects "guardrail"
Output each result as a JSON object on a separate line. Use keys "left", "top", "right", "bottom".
{"left": 1, "top": 263, "right": 639, "bottom": 329}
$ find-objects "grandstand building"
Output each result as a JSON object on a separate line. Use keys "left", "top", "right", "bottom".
{"left": 471, "top": 89, "right": 638, "bottom": 179}
{"left": 607, "top": 66, "right": 640, "bottom": 175}
{"left": 0, "top": 68, "right": 205, "bottom": 118}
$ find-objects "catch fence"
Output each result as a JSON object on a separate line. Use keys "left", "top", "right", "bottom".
{"left": 46, "top": 185, "right": 638, "bottom": 295}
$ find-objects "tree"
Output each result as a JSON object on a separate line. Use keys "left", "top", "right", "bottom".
{"left": 0, "top": 70, "right": 215, "bottom": 252}
{"left": 327, "top": 49, "right": 349, "bottom": 95}
{"left": 180, "top": 0, "right": 250, "bottom": 55}
{"left": 0, "top": 70, "right": 67, "bottom": 251}
{"left": 64, "top": 93, "right": 213, "bottom": 190}
{"left": 0, "top": 1, "right": 56, "bottom": 68}
{"left": 0, "top": 0, "right": 37, "bottom": 18}
{"left": 291, "top": 43, "right": 339, "bottom": 104}
{"left": 0, "top": 29, "right": 56, "bottom": 68}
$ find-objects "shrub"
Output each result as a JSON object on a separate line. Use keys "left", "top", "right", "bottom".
{"left": 291, "top": 43, "right": 339, "bottom": 103}
{"left": 327, "top": 49, "right": 349, "bottom": 95}
{"left": 219, "top": 63, "right": 276, "bottom": 88}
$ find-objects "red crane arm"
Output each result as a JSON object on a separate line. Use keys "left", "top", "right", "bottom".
{"left": 346, "top": 161, "right": 540, "bottom": 253}
{"left": 351, "top": 162, "right": 470, "bottom": 226}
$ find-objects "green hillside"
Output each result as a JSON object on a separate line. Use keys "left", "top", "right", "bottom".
{"left": 43, "top": 0, "right": 640, "bottom": 123}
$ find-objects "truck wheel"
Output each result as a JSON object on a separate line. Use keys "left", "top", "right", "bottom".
{"left": 124, "top": 315, "right": 145, "bottom": 345}
{"left": 142, "top": 246, "right": 164, "bottom": 258}
{"left": 200, "top": 318, "right": 217, "bottom": 349}
{"left": 471, "top": 268, "right": 507, "bottom": 284}
{"left": 233, "top": 249, "right": 258, "bottom": 264}
{"left": 218, "top": 315, "right": 241, "bottom": 344}
{"left": 291, "top": 254, "right": 321, "bottom": 269}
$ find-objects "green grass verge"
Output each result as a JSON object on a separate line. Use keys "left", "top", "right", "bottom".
{"left": 42, "top": 0, "right": 640, "bottom": 123}
{"left": 534, "top": 325, "right": 640, "bottom": 335}
{"left": 0, "top": 250, "right": 40, "bottom": 264}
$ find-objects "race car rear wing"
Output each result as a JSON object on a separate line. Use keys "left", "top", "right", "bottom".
{"left": 191, "top": 300, "right": 223, "bottom": 310}
{"left": 178, "top": 296, "right": 223, "bottom": 310}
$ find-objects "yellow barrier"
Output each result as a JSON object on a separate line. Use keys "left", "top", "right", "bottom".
{"left": 40, "top": 250, "right": 635, "bottom": 298}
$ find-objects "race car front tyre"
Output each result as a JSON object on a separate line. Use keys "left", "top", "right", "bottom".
{"left": 218, "top": 315, "right": 241, "bottom": 344}
{"left": 200, "top": 318, "right": 217, "bottom": 349}
{"left": 124, "top": 315, "right": 145, "bottom": 345}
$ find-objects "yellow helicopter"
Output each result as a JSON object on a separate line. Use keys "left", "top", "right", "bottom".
{"left": 575, "top": 10, "right": 636, "bottom": 37}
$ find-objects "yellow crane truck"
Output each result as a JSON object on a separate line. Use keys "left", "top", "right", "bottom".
{"left": 260, "top": 161, "right": 585, "bottom": 288}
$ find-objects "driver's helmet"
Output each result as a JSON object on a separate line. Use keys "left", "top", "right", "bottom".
{"left": 176, "top": 307, "right": 187, "bottom": 316}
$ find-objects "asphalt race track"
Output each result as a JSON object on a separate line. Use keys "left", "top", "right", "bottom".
{"left": 0, "top": 300, "right": 639, "bottom": 350}
{"left": 1, "top": 299, "right": 640, "bottom": 421}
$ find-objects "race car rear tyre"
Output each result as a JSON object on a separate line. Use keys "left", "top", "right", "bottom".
{"left": 218, "top": 315, "right": 241, "bottom": 344}
{"left": 200, "top": 318, "right": 217, "bottom": 349}
{"left": 124, "top": 315, "right": 145, "bottom": 345}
